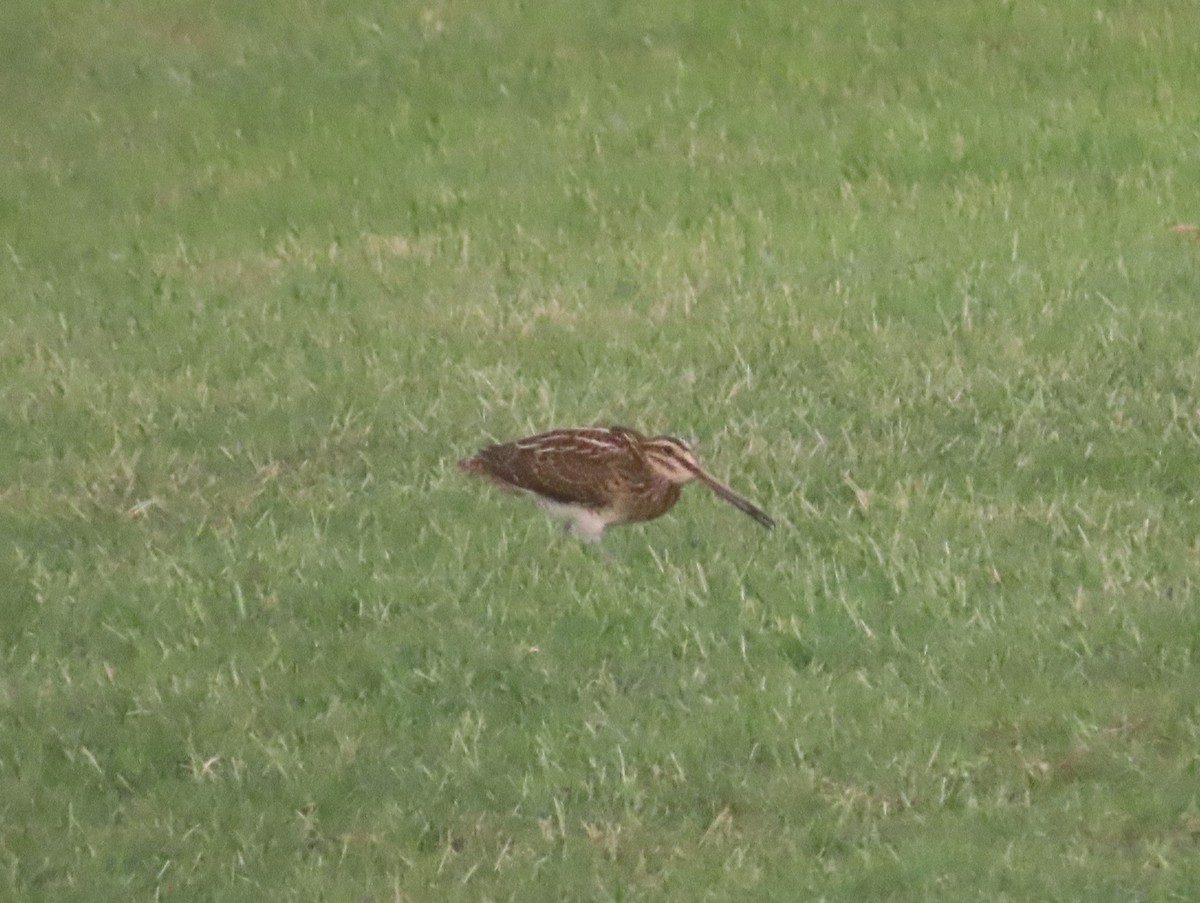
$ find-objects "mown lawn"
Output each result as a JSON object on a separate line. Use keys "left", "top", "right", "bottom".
{"left": 2, "top": 1, "right": 1199, "bottom": 899}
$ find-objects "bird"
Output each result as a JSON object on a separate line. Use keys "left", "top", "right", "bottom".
{"left": 458, "top": 425, "right": 775, "bottom": 542}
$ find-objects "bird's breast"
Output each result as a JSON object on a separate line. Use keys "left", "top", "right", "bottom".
{"left": 607, "top": 478, "right": 681, "bottom": 524}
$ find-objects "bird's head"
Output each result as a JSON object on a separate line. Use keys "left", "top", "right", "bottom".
{"left": 641, "top": 433, "right": 776, "bottom": 529}
{"left": 642, "top": 435, "right": 704, "bottom": 485}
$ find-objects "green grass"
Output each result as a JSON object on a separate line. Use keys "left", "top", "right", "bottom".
{"left": 3, "top": 0, "right": 1200, "bottom": 899}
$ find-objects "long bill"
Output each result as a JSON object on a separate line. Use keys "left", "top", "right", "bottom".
{"left": 692, "top": 469, "right": 776, "bottom": 529}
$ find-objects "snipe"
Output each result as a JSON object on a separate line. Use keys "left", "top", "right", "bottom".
{"left": 458, "top": 425, "right": 775, "bottom": 541}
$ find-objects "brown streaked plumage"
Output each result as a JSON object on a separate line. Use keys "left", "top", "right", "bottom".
{"left": 458, "top": 425, "right": 775, "bottom": 541}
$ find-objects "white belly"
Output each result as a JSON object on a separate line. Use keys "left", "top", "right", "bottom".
{"left": 535, "top": 498, "right": 613, "bottom": 542}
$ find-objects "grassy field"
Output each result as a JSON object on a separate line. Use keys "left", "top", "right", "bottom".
{"left": 3, "top": 0, "right": 1200, "bottom": 899}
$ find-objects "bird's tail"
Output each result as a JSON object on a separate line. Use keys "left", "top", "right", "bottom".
{"left": 458, "top": 455, "right": 487, "bottom": 475}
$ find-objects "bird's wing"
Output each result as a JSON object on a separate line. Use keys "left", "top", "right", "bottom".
{"left": 475, "top": 429, "right": 642, "bottom": 509}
